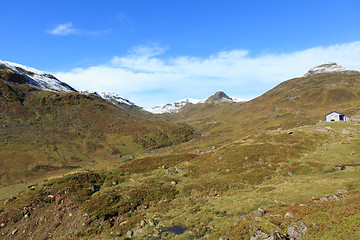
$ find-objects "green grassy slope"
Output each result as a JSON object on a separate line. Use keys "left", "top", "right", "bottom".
{"left": 0, "top": 76, "right": 197, "bottom": 189}
{"left": 2, "top": 67, "right": 360, "bottom": 239}
{"left": 1, "top": 121, "right": 360, "bottom": 239}
{"left": 164, "top": 71, "right": 360, "bottom": 150}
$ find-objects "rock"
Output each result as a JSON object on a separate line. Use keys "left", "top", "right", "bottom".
{"left": 333, "top": 165, "right": 344, "bottom": 171}
{"left": 287, "top": 221, "right": 307, "bottom": 240}
{"left": 126, "top": 230, "right": 133, "bottom": 238}
{"left": 250, "top": 230, "right": 286, "bottom": 240}
{"left": 165, "top": 168, "right": 182, "bottom": 174}
{"left": 24, "top": 214, "right": 30, "bottom": 219}
{"left": 152, "top": 229, "right": 161, "bottom": 237}
{"left": 133, "top": 227, "right": 144, "bottom": 236}
{"left": 320, "top": 194, "right": 341, "bottom": 202}
{"left": 256, "top": 207, "right": 266, "bottom": 216}
{"left": 250, "top": 230, "right": 270, "bottom": 240}
{"left": 341, "top": 128, "right": 351, "bottom": 135}
{"left": 112, "top": 180, "right": 118, "bottom": 185}
{"left": 0, "top": 223, "right": 5, "bottom": 228}
{"left": 12, "top": 229, "right": 18, "bottom": 235}
{"left": 327, "top": 194, "right": 339, "bottom": 201}
{"left": 149, "top": 219, "right": 156, "bottom": 227}
{"left": 170, "top": 181, "right": 177, "bottom": 185}
{"left": 337, "top": 190, "right": 347, "bottom": 194}
{"left": 219, "top": 237, "right": 229, "bottom": 240}
{"left": 284, "top": 211, "right": 294, "bottom": 217}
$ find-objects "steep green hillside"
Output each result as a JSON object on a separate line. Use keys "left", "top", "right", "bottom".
{"left": 0, "top": 77, "right": 196, "bottom": 188}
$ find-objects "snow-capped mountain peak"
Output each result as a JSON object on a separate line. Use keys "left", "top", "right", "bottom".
{"left": 304, "top": 62, "right": 348, "bottom": 77}
{"left": 147, "top": 91, "right": 245, "bottom": 114}
{"left": 1, "top": 60, "right": 140, "bottom": 109}
{"left": 147, "top": 98, "right": 204, "bottom": 114}
{"left": 0, "top": 60, "right": 76, "bottom": 92}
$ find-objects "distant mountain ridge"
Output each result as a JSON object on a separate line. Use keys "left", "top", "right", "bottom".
{"left": 0, "top": 60, "right": 140, "bottom": 110}
{"left": 147, "top": 91, "right": 244, "bottom": 114}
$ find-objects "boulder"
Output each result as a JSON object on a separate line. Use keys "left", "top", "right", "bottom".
{"left": 287, "top": 221, "right": 307, "bottom": 240}
{"left": 250, "top": 230, "right": 286, "bottom": 240}
{"left": 256, "top": 207, "right": 266, "bottom": 216}
{"left": 149, "top": 219, "right": 156, "bottom": 227}
{"left": 126, "top": 230, "right": 133, "bottom": 238}
{"left": 284, "top": 211, "right": 294, "bottom": 217}
{"left": 250, "top": 230, "right": 270, "bottom": 240}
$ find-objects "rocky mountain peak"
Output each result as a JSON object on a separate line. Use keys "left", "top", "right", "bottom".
{"left": 206, "top": 91, "right": 232, "bottom": 102}
{"left": 304, "top": 62, "right": 348, "bottom": 77}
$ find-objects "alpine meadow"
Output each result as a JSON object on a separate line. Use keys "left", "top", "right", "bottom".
{"left": 2, "top": 1, "right": 360, "bottom": 239}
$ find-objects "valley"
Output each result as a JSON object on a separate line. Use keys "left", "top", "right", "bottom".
{"left": 1, "top": 61, "right": 360, "bottom": 239}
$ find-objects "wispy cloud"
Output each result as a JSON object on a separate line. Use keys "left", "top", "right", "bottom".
{"left": 117, "top": 13, "right": 131, "bottom": 24}
{"left": 48, "top": 22, "right": 110, "bottom": 36}
{"left": 55, "top": 41, "right": 360, "bottom": 108}
{"left": 48, "top": 22, "right": 76, "bottom": 36}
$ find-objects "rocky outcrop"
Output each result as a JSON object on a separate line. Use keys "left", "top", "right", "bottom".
{"left": 287, "top": 221, "right": 307, "bottom": 240}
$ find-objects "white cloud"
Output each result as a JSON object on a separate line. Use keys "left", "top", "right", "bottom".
{"left": 54, "top": 41, "right": 360, "bottom": 108}
{"left": 48, "top": 22, "right": 110, "bottom": 36}
{"left": 48, "top": 23, "right": 76, "bottom": 36}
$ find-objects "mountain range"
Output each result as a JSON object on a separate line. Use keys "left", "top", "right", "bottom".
{"left": 0, "top": 59, "right": 245, "bottom": 115}
{"left": 1, "top": 60, "right": 360, "bottom": 239}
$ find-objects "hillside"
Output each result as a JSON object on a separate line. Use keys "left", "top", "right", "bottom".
{"left": 1, "top": 121, "right": 360, "bottom": 239}
{"left": 1, "top": 62, "right": 360, "bottom": 239}
{"left": 161, "top": 64, "right": 360, "bottom": 152}
{"left": 0, "top": 63, "right": 197, "bottom": 190}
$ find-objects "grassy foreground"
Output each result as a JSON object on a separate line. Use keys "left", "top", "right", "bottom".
{"left": 1, "top": 121, "right": 360, "bottom": 239}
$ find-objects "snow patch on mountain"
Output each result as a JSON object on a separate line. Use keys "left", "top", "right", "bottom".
{"left": 147, "top": 92, "right": 246, "bottom": 114}
{"left": 79, "top": 90, "right": 136, "bottom": 106}
{"left": 96, "top": 92, "right": 135, "bottom": 106}
{"left": 304, "top": 62, "right": 348, "bottom": 77}
{"left": 147, "top": 98, "right": 204, "bottom": 114}
{"left": 0, "top": 60, "right": 76, "bottom": 92}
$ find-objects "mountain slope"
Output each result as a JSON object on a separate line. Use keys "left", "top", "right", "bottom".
{"left": 163, "top": 63, "right": 360, "bottom": 151}
{"left": 0, "top": 60, "right": 76, "bottom": 92}
{"left": 1, "top": 62, "right": 360, "bottom": 239}
{"left": 0, "top": 64, "right": 197, "bottom": 188}
{"left": 1, "top": 120, "right": 360, "bottom": 239}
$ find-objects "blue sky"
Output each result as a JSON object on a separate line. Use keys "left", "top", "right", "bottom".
{"left": 2, "top": 0, "right": 360, "bottom": 108}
